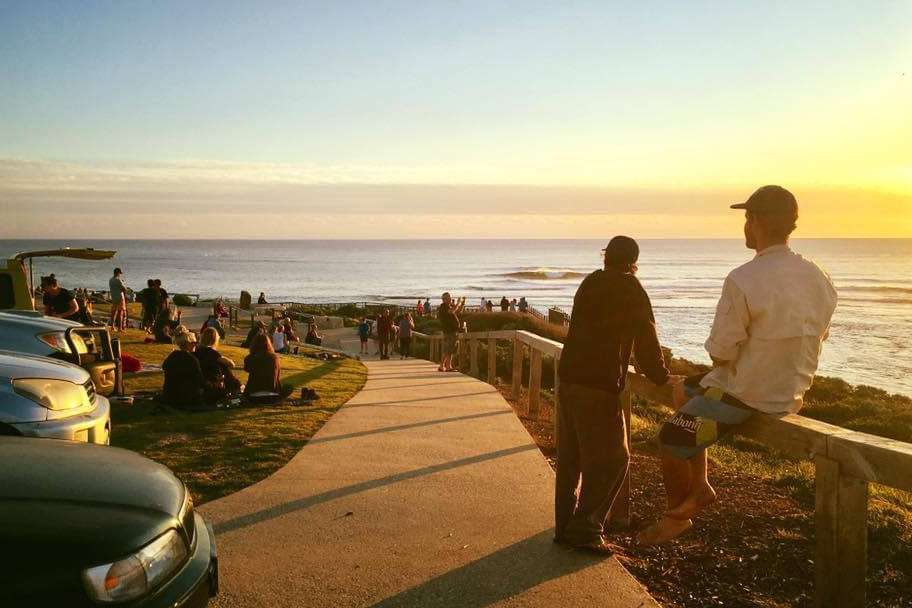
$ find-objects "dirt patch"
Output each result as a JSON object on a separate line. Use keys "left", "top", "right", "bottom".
{"left": 501, "top": 387, "right": 909, "bottom": 608}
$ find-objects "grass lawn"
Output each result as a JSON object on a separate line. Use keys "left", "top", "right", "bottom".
{"left": 110, "top": 328, "right": 366, "bottom": 505}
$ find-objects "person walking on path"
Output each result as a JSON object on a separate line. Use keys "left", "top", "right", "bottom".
{"left": 398, "top": 312, "right": 415, "bottom": 359}
{"left": 357, "top": 317, "right": 371, "bottom": 354}
{"left": 556, "top": 236, "right": 681, "bottom": 554}
{"left": 376, "top": 309, "right": 393, "bottom": 360}
{"left": 638, "top": 186, "right": 838, "bottom": 546}
{"left": 437, "top": 293, "right": 465, "bottom": 372}
{"left": 108, "top": 268, "right": 127, "bottom": 331}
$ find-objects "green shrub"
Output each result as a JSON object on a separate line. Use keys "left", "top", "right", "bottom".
{"left": 172, "top": 294, "right": 194, "bottom": 306}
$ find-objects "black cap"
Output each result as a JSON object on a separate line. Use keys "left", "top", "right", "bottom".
{"left": 602, "top": 235, "right": 639, "bottom": 266}
{"left": 731, "top": 185, "right": 798, "bottom": 214}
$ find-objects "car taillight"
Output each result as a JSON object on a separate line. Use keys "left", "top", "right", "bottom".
{"left": 37, "top": 332, "right": 71, "bottom": 354}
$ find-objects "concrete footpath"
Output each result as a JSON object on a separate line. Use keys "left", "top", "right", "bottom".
{"left": 200, "top": 356, "right": 660, "bottom": 607}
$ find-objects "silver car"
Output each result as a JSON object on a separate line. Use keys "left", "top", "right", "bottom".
{"left": 0, "top": 310, "right": 117, "bottom": 396}
{"left": 0, "top": 350, "right": 111, "bottom": 444}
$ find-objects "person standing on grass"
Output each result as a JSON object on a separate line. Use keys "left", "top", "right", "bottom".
{"left": 357, "top": 317, "right": 371, "bottom": 354}
{"left": 139, "top": 279, "right": 159, "bottom": 331}
{"left": 398, "top": 312, "right": 415, "bottom": 359}
{"left": 108, "top": 268, "right": 127, "bottom": 332}
{"left": 423, "top": 298, "right": 431, "bottom": 317}
{"left": 555, "top": 236, "right": 681, "bottom": 555}
{"left": 638, "top": 186, "right": 837, "bottom": 546}
{"left": 437, "top": 293, "right": 464, "bottom": 372}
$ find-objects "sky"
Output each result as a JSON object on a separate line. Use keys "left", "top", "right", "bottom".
{"left": 1, "top": 1, "right": 910, "bottom": 238}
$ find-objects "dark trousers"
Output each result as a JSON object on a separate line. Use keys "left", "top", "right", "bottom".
{"left": 554, "top": 381, "right": 629, "bottom": 543}
{"left": 399, "top": 336, "right": 411, "bottom": 357}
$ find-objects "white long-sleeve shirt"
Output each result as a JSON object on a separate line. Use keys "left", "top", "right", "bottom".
{"left": 700, "top": 244, "right": 838, "bottom": 414}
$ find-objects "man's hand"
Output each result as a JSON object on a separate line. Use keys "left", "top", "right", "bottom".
{"left": 667, "top": 375, "right": 688, "bottom": 409}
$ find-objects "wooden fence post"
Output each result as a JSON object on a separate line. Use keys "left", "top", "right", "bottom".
{"left": 553, "top": 355, "right": 560, "bottom": 450}
{"left": 528, "top": 348, "right": 542, "bottom": 419}
{"left": 814, "top": 455, "right": 868, "bottom": 608}
{"left": 511, "top": 338, "right": 523, "bottom": 400}
{"left": 487, "top": 337, "right": 497, "bottom": 384}
{"left": 609, "top": 389, "right": 632, "bottom": 527}
{"left": 470, "top": 338, "right": 479, "bottom": 377}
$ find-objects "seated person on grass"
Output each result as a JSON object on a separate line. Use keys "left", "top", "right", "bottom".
{"left": 241, "top": 320, "right": 266, "bottom": 348}
{"left": 195, "top": 327, "right": 241, "bottom": 403}
{"left": 271, "top": 324, "right": 288, "bottom": 354}
{"left": 161, "top": 328, "right": 204, "bottom": 408}
{"left": 638, "top": 186, "right": 838, "bottom": 546}
{"left": 305, "top": 322, "right": 322, "bottom": 346}
{"left": 244, "top": 333, "right": 293, "bottom": 401}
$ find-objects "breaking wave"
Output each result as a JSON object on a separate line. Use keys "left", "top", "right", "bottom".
{"left": 501, "top": 269, "right": 587, "bottom": 280}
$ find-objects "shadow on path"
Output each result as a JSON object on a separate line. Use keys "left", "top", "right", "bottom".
{"left": 369, "top": 530, "right": 605, "bottom": 608}
{"left": 214, "top": 443, "right": 536, "bottom": 536}
{"left": 342, "top": 390, "right": 499, "bottom": 408}
{"left": 307, "top": 410, "right": 510, "bottom": 444}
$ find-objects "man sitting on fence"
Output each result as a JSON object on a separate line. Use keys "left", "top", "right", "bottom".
{"left": 556, "top": 236, "right": 681, "bottom": 554}
{"left": 638, "top": 186, "right": 838, "bottom": 545}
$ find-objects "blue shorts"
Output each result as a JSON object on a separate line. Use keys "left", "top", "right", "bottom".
{"left": 658, "top": 374, "right": 755, "bottom": 459}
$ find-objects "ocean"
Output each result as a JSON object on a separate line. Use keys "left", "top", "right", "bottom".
{"left": 2, "top": 238, "right": 910, "bottom": 397}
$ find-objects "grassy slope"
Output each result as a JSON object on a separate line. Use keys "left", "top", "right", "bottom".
{"left": 111, "top": 328, "right": 366, "bottom": 504}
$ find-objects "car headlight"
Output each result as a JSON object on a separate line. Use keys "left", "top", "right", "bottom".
{"left": 12, "top": 378, "right": 92, "bottom": 411}
{"left": 82, "top": 529, "right": 188, "bottom": 603}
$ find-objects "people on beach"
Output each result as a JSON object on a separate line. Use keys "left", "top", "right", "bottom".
{"left": 638, "top": 186, "right": 838, "bottom": 546}
{"left": 423, "top": 298, "right": 431, "bottom": 316}
{"left": 161, "top": 328, "right": 204, "bottom": 408}
{"left": 510, "top": 298, "right": 517, "bottom": 312}
{"left": 195, "top": 327, "right": 241, "bottom": 403}
{"left": 108, "top": 267, "right": 127, "bottom": 331}
{"left": 555, "top": 236, "right": 682, "bottom": 554}
{"left": 437, "top": 293, "right": 465, "bottom": 372}
{"left": 416, "top": 299, "right": 424, "bottom": 316}
{"left": 357, "top": 317, "right": 371, "bottom": 354}
{"left": 376, "top": 309, "right": 393, "bottom": 359}
{"left": 41, "top": 275, "right": 81, "bottom": 321}
{"left": 244, "top": 333, "right": 292, "bottom": 401}
{"left": 518, "top": 297, "right": 528, "bottom": 313}
{"left": 258, "top": 292, "right": 268, "bottom": 305}
{"left": 485, "top": 299, "right": 494, "bottom": 313}
{"left": 398, "top": 312, "right": 414, "bottom": 359}
{"left": 500, "top": 296, "right": 510, "bottom": 312}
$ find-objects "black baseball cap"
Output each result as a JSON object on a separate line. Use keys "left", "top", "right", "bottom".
{"left": 731, "top": 185, "right": 798, "bottom": 214}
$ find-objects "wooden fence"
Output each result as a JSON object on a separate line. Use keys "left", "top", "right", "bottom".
{"left": 415, "top": 329, "right": 912, "bottom": 608}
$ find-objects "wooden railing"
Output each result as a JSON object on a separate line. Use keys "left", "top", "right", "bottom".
{"left": 415, "top": 329, "right": 912, "bottom": 608}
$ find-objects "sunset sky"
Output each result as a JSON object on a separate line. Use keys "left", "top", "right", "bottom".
{"left": 1, "top": 1, "right": 910, "bottom": 238}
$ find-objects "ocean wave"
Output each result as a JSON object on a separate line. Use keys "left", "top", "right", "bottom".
{"left": 501, "top": 269, "right": 588, "bottom": 280}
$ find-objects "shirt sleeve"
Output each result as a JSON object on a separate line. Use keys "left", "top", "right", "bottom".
{"left": 705, "top": 276, "right": 750, "bottom": 362}
{"left": 632, "top": 284, "right": 670, "bottom": 386}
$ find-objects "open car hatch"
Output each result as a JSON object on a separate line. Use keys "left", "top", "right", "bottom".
{"left": 14, "top": 248, "right": 117, "bottom": 262}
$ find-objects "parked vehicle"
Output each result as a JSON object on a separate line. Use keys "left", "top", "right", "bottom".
{"left": 0, "top": 349, "right": 110, "bottom": 443}
{"left": 0, "top": 436, "right": 218, "bottom": 606}
{"left": 0, "top": 248, "right": 119, "bottom": 395}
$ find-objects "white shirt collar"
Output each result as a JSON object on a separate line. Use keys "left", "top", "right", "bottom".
{"left": 756, "top": 243, "right": 791, "bottom": 257}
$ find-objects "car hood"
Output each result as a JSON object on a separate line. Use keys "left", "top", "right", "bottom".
{"left": 0, "top": 438, "right": 186, "bottom": 565}
{"left": 0, "top": 350, "right": 90, "bottom": 383}
{"left": 0, "top": 309, "right": 81, "bottom": 329}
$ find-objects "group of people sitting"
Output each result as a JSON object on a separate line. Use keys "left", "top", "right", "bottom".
{"left": 241, "top": 313, "right": 323, "bottom": 355}
{"left": 161, "top": 324, "right": 291, "bottom": 409}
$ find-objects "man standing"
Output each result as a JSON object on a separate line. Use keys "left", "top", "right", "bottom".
{"left": 639, "top": 186, "right": 838, "bottom": 545}
{"left": 556, "top": 236, "right": 679, "bottom": 554}
{"left": 108, "top": 268, "right": 127, "bottom": 332}
{"left": 437, "top": 293, "right": 464, "bottom": 372}
{"left": 139, "top": 279, "right": 159, "bottom": 331}
{"left": 42, "top": 276, "right": 81, "bottom": 321}
{"left": 376, "top": 309, "right": 393, "bottom": 360}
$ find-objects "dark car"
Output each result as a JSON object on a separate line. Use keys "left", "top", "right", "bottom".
{"left": 0, "top": 437, "right": 218, "bottom": 607}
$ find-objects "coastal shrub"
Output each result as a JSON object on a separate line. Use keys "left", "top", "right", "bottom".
{"left": 172, "top": 293, "right": 194, "bottom": 306}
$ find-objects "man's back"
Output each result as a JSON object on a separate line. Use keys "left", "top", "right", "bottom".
{"left": 701, "top": 245, "right": 837, "bottom": 413}
{"left": 559, "top": 269, "right": 668, "bottom": 393}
